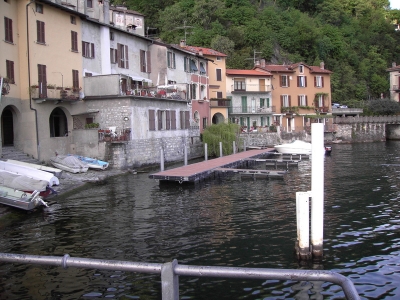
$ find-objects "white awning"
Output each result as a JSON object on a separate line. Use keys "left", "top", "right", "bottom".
{"left": 129, "top": 75, "right": 152, "bottom": 83}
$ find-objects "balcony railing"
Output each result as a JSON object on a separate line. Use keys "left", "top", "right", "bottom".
{"left": 231, "top": 83, "right": 272, "bottom": 93}
{"left": 315, "top": 106, "right": 329, "bottom": 113}
{"left": 229, "top": 106, "right": 276, "bottom": 114}
{"left": 210, "top": 99, "right": 231, "bottom": 107}
{"left": 393, "top": 85, "right": 400, "bottom": 91}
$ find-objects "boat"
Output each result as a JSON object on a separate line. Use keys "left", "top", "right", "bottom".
{"left": 0, "top": 187, "right": 48, "bottom": 210}
{"left": 50, "top": 155, "right": 89, "bottom": 173}
{"left": 0, "top": 170, "right": 55, "bottom": 198}
{"left": 0, "top": 160, "right": 59, "bottom": 187}
{"left": 5, "top": 159, "right": 63, "bottom": 177}
{"left": 325, "top": 146, "right": 332, "bottom": 155}
{"left": 274, "top": 140, "right": 312, "bottom": 155}
{"left": 68, "top": 155, "right": 109, "bottom": 170}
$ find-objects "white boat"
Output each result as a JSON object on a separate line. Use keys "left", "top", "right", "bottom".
{"left": 50, "top": 155, "right": 89, "bottom": 173}
{"left": 0, "top": 187, "right": 48, "bottom": 210}
{"left": 274, "top": 140, "right": 312, "bottom": 155}
{"left": 0, "top": 160, "right": 59, "bottom": 187}
{"left": 68, "top": 155, "right": 109, "bottom": 170}
{"left": 6, "top": 159, "right": 63, "bottom": 177}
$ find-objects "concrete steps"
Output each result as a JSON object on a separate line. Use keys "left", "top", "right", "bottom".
{"left": 1, "top": 146, "right": 42, "bottom": 164}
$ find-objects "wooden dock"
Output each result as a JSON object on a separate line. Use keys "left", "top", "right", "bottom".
{"left": 149, "top": 148, "right": 276, "bottom": 183}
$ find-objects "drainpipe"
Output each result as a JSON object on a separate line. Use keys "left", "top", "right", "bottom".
{"left": 26, "top": 0, "right": 40, "bottom": 160}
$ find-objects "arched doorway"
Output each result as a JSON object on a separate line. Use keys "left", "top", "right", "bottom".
{"left": 212, "top": 112, "right": 225, "bottom": 124}
{"left": 49, "top": 107, "right": 68, "bottom": 137}
{"left": 2, "top": 107, "right": 14, "bottom": 146}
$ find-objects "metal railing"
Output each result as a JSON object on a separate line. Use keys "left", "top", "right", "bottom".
{"left": 0, "top": 253, "right": 360, "bottom": 300}
{"left": 229, "top": 106, "right": 276, "bottom": 114}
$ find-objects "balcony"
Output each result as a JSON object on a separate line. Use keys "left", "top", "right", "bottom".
{"left": 231, "top": 83, "right": 272, "bottom": 93}
{"left": 210, "top": 99, "right": 231, "bottom": 108}
{"left": 393, "top": 85, "right": 400, "bottom": 91}
{"left": 229, "top": 106, "right": 276, "bottom": 114}
{"left": 316, "top": 106, "right": 329, "bottom": 113}
{"left": 31, "top": 85, "right": 81, "bottom": 103}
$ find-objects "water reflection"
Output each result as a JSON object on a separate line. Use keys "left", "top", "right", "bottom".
{"left": 2, "top": 142, "right": 400, "bottom": 298}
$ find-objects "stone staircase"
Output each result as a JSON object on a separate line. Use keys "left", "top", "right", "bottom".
{"left": 1, "top": 146, "right": 42, "bottom": 164}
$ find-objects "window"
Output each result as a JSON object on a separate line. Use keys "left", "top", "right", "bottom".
{"left": 299, "top": 65, "right": 304, "bottom": 74}
{"left": 6, "top": 60, "right": 14, "bottom": 84}
{"left": 234, "top": 79, "right": 246, "bottom": 91}
{"left": 38, "top": 64, "right": 47, "bottom": 97}
{"left": 72, "top": 69, "right": 79, "bottom": 90}
{"left": 85, "top": 72, "right": 92, "bottom": 77}
{"left": 87, "top": 0, "right": 93, "bottom": 8}
{"left": 184, "top": 57, "right": 190, "bottom": 72}
{"left": 317, "top": 94, "right": 324, "bottom": 107}
{"left": 315, "top": 76, "right": 324, "bottom": 88}
{"left": 70, "top": 16, "right": 76, "bottom": 24}
{"left": 216, "top": 69, "right": 222, "bottom": 81}
{"left": 241, "top": 96, "right": 247, "bottom": 113}
{"left": 297, "top": 76, "right": 307, "bottom": 87}
{"left": 149, "top": 109, "right": 156, "bottom": 131}
{"left": 36, "top": 3, "right": 43, "bottom": 13}
{"left": 217, "top": 91, "right": 222, "bottom": 98}
{"left": 36, "top": 20, "right": 45, "bottom": 44}
{"left": 298, "top": 95, "right": 307, "bottom": 106}
{"left": 110, "top": 32, "right": 114, "bottom": 40}
{"left": 260, "top": 98, "right": 265, "bottom": 108}
{"left": 199, "top": 62, "right": 206, "bottom": 75}
{"left": 4, "top": 17, "right": 13, "bottom": 43}
{"left": 158, "top": 110, "right": 165, "bottom": 130}
{"left": 216, "top": 56, "right": 221, "bottom": 61}
{"left": 82, "top": 41, "right": 95, "bottom": 58}
{"left": 71, "top": 31, "right": 78, "bottom": 52}
{"left": 202, "top": 117, "right": 207, "bottom": 129}
{"left": 167, "top": 51, "right": 176, "bottom": 69}
{"left": 280, "top": 75, "right": 289, "bottom": 87}
{"left": 190, "top": 83, "right": 197, "bottom": 99}
{"left": 140, "top": 50, "right": 151, "bottom": 72}
{"left": 281, "top": 95, "right": 290, "bottom": 107}
{"left": 117, "top": 43, "right": 129, "bottom": 68}
{"left": 171, "top": 110, "right": 176, "bottom": 130}
{"left": 180, "top": 111, "right": 190, "bottom": 129}
{"left": 190, "top": 59, "right": 198, "bottom": 72}
{"left": 110, "top": 48, "right": 117, "bottom": 64}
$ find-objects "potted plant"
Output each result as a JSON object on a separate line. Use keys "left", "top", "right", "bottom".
{"left": 47, "top": 84, "right": 56, "bottom": 89}
{"left": 104, "top": 130, "right": 112, "bottom": 141}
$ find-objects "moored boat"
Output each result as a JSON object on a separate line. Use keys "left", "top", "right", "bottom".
{"left": 274, "top": 140, "right": 312, "bottom": 155}
{"left": 6, "top": 159, "right": 63, "bottom": 177}
{"left": 50, "top": 155, "right": 89, "bottom": 173}
{"left": 0, "top": 187, "right": 48, "bottom": 210}
{"left": 68, "top": 155, "right": 109, "bottom": 170}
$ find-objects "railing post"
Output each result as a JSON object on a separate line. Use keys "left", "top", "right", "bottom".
{"left": 233, "top": 141, "right": 236, "bottom": 154}
{"left": 219, "top": 142, "right": 223, "bottom": 157}
{"left": 296, "top": 192, "right": 311, "bottom": 260}
{"left": 161, "top": 259, "right": 179, "bottom": 300}
{"left": 184, "top": 145, "right": 187, "bottom": 166}
{"left": 204, "top": 143, "right": 208, "bottom": 161}
{"left": 160, "top": 149, "right": 164, "bottom": 171}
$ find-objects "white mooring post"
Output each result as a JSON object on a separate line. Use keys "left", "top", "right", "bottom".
{"left": 233, "top": 141, "right": 236, "bottom": 154}
{"left": 219, "top": 142, "right": 223, "bottom": 157}
{"left": 184, "top": 145, "right": 188, "bottom": 166}
{"left": 160, "top": 149, "right": 165, "bottom": 171}
{"left": 296, "top": 192, "right": 310, "bottom": 260}
{"left": 311, "top": 123, "right": 324, "bottom": 259}
{"left": 204, "top": 143, "right": 208, "bottom": 161}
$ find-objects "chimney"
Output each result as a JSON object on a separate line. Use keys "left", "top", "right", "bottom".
{"left": 199, "top": 49, "right": 203, "bottom": 56}
{"left": 103, "top": 0, "right": 110, "bottom": 24}
{"left": 261, "top": 59, "right": 266, "bottom": 68}
{"left": 255, "top": 60, "right": 260, "bottom": 67}
{"left": 320, "top": 61, "right": 325, "bottom": 70}
{"left": 393, "top": 62, "right": 397, "bottom": 67}
{"left": 180, "top": 40, "right": 186, "bottom": 47}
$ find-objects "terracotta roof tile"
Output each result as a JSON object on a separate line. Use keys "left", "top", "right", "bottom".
{"left": 180, "top": 46, "right": 227, "bottom": 57}
{"left": 226, "top": 69, "right": 272, "bottom": 76}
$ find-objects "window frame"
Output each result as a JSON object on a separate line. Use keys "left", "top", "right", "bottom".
{"left": 4, "top": 17, "right": 13, "bottom": 43}
{"left": 36, "top": 3, "right": 43, "bottom": 13}
{"left": 36, "top": 20, "right": 45, "bottom": 44}
{"left": 110, "top": 48, "right": 117, "bottom": 64}
{"left": 281, "top": 94, "right": 291, "bottom": 107}
{"left": 280, "top": 75, "right": 289, "bottom": 87}
{"left": 70, "top": 16, "right": 76, "bottom": 25}
{"left": 234, "top": 78, "right": 246, "bottom": 91}
{"left": 216, "top": 69, "right": 222, "bottom": 81}
{"left": 167, "top": 51, "right": 176, "bottom": 69}
{"left": 117, "top": 43, "right": 129, "bottom": 69}
{"left": 87, "top": 0, "right": 93, "bottom": 8}
{"left": 82, "top": 41, "right": 95, "bottom": 58}
{"left": 315, "top": 75, "right": 324, "bottom": 88}
{"left": 297, "top": 75, "right": 307, "bottom": 87}
{"left": 298, "top": 95, "right": 307, "bottom": 106}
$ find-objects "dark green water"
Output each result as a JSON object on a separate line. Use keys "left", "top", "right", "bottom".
{"left": 1, "top": 141, "right": 400, "bottom": 299}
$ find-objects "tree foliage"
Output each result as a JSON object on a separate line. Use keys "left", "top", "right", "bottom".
{"left": 363, "top": 98, "right": 400, "bottom": 115}
{"left": 121, "top": 0, "right": 400, "bottom": 103}
{"left": 202, "top": 123, "right": 241, "bottom": 157}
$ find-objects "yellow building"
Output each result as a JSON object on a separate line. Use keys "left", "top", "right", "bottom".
{"left": 254, "top": 60, "right": 333, "bottom": 132}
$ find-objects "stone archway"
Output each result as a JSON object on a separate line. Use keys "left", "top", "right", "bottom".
{"left": 49, "top": 107, "right": 68, "bottom": 137}
{"left": 212, "top": 112, "right": 225, "bottom": 124}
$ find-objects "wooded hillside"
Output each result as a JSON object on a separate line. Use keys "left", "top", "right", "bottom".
{"left": 114, "top": 0, "right": 400, "bottom": 104}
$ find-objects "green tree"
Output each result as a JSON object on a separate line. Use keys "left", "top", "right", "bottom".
{"left": 202, "top": 123, "right": 241, "bottom": 156}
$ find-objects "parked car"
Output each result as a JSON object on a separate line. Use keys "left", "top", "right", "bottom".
{"left": 332, "top": 103, "right": 341, "bottom": 108}
{"left": 340, "top": 104, "right": 348, "bottom": 108}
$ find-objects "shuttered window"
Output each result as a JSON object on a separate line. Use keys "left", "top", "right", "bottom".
{"left": 38, "top": 64, "right": 47, "bottom": 97}
{"left": 4, "top": 17, "right": 13, "bottom": 43}
{"left": 82, "top": 41, "right": 95, "bottom": 58}
{"left": 171, "top": 110, "right": 176, "bottom": 130}
{"left": 37, "top": 20, "right": 45, "bottom": 44}
{"left": 71, "top": 31, "right": 78, "bottom": 52}
{"left": 6, "top": 60, "right": 15, "bottom": 84}
{"left": 149, "top": 110, "right": 155, "bottom": 131}
{"left": 216, "top": 69, "right": 222, "bottom": 81}
{"left": 72, "top": 70, "right": 79, "bottom": 90}
{"left": 117, "top": 43, "right": 129, "bottom": 69}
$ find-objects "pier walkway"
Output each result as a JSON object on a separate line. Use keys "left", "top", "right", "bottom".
{"left": 149, "top": 148, "right": 275, "bottom": 183}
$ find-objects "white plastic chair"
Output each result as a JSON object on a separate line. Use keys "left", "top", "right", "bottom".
{"left": 108, "top": 127, "right": 118, "bottom": 139}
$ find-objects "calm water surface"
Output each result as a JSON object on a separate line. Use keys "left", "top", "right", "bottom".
{"left": 1, "top": 141, "right": 400, "bottom": 299}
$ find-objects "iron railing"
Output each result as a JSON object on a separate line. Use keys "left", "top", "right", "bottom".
{"left": 0, "top": 253, "right": 360, "bottom": 300}
{"left": 229, "top": 106, "right": 276, "bottom": 114}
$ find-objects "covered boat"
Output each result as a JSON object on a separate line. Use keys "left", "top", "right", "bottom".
{"left": 0, "top": 187, "right": 48, "bottom": 210}
{"left": 69, "top": 155, "right": 109, "bottom": 170}
{"left": 6, "top": 159, "right": 63, "bottom": 177}
{"left": 274, "top": 140, "right": 312, "bottom": 155}
{"left": 50, "top": 155, "right": 89, "bottom": 173}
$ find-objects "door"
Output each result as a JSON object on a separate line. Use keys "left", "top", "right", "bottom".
{"left": 259, "top": 79, "right": 265, "bottom": 92}
{"left": 2, "top": 108, "right": 14, "bottom": 145}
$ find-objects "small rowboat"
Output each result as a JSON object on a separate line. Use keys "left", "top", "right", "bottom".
{"left": 0, "top": 187, "right": 48, "bottom": 210}
{"left": 69, "top": 155, "right": 109, "bottom": 170}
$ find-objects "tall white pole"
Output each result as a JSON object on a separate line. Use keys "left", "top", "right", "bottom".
{"left": 233, "top": 141, "right": 236, "bottom": 154}
{"left": 204, "top": 143, "right": 208, "bottom": 161}
{"left": 160, "top": 149, "right": 164, "bottom": 171}
{"left": 184, "top": 145, "right": 187, "bottom": 166}
{"left": 219, "top": 142, "right": 223, "bottom": 157}
{"left": 311, "top": 123, "right": 324, "bottom": 259}
{"left": 296, "top": 192, "right": 310, "bottom": 260}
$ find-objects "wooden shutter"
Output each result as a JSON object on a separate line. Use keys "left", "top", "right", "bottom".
{"left": 297, "top": 76, "right": 300, "bottom": 87}
{"left": 82, "top": 41, "right": 86, "bottom": 57}
{"left": 322, "top": 77, "right": 324, "bottom": 87}
{"left": 173, "top": 53, "right": 176, "bottom": 68}
{"left": 166, "top": 111, "right": 170, "bottom": 130}
{"left": 288, "top": 76, "right": 290, "bottom": 87}
{"left": 171, "top": 111, "right": 176, "bottom": 129}
{"left": 6, "top": 60, "right": 15, "bottom": 83}
{"left": 72, "top": 70, "right": 79, "bottom": 89}
{"left": 305, "top": 76, "right": 307, "bottom": 87}
{"left": 280, "top": 75, "right": 283, "bottom": 87}
{"left": 117, "top": 44, "right": 121, "bottom": 67}
{"left": 184, "top": 57, "right": 187, "bottom": 72}
{"left": 125, "top": 45, "right": 129, "bottom": 69}
{"left": 288, "top": 95, "right": 291, "bottom": 106}
{"left": 149, "top": 110, "right": 155, "bottom": 131}
{"left": 167, "top": 52, "right": 170, "bottom": 67}
{"left": 5, "top": 17, "right": 13, "bottom": 43}
{"left": 305, "top": 95, "right": 308, "bottom": 105}
{"left": 297, "top": 95, "right": 301, "bottom": 106}
{"left": 38, "top": 64, "right": 47, "bottom": 96}
{"left": 91, "top": 43, "right": 95, "bottom": 58}
{"left": 158, "top": 110, "right": 162, "bottom": 130}
{"left": 180, "top": 111, "right": 184, "bottom": 129}
{"left": 314, "top": 76, "right": 317, "bottom": 87}
{"left": 146, "top": 51, "right": 151, "bottom": 72}
{"left": 185, "top": 111, "right": 190, "bottom": 129}
{"left": 280, "top": 95, "right": 283, "bottom": 107}
{"left": 216, "top": 69, "right": 221, "bottom": 81}
{"left": 37, "top": 21, "right": 45, "bottom": 43}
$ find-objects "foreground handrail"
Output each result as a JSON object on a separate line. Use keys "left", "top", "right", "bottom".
{"left": 0, "top": 253, "right": 360, "bottom": 300}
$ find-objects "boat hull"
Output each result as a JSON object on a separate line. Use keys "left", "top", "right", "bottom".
{"left": 0, "top": 188, "right": 47, "bottom": 210}
{"left": 69, "top": 155, "right": 109, "bottom": 170}
{"left": 50, "top": 155, "right": 89, "bottom": 173}
{"left": 274, "top": 140, "right": 312, "bottom": 155}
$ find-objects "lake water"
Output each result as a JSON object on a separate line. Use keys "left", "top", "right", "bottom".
{"left": 1, "top": 141, "right": 400, "bottom": 299}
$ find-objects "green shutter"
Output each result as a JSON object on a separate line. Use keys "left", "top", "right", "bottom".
{"left": 260, "top": 98, "right": 265, "bottom": 107}
{"left": 241, "top": 96, "right": 247, "bottom": 113}
{"left": 261, "top": 117, "right": 264, "bottom": 126}
{"left": 266, "top": 98, "right": 270, "bottom": 107}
